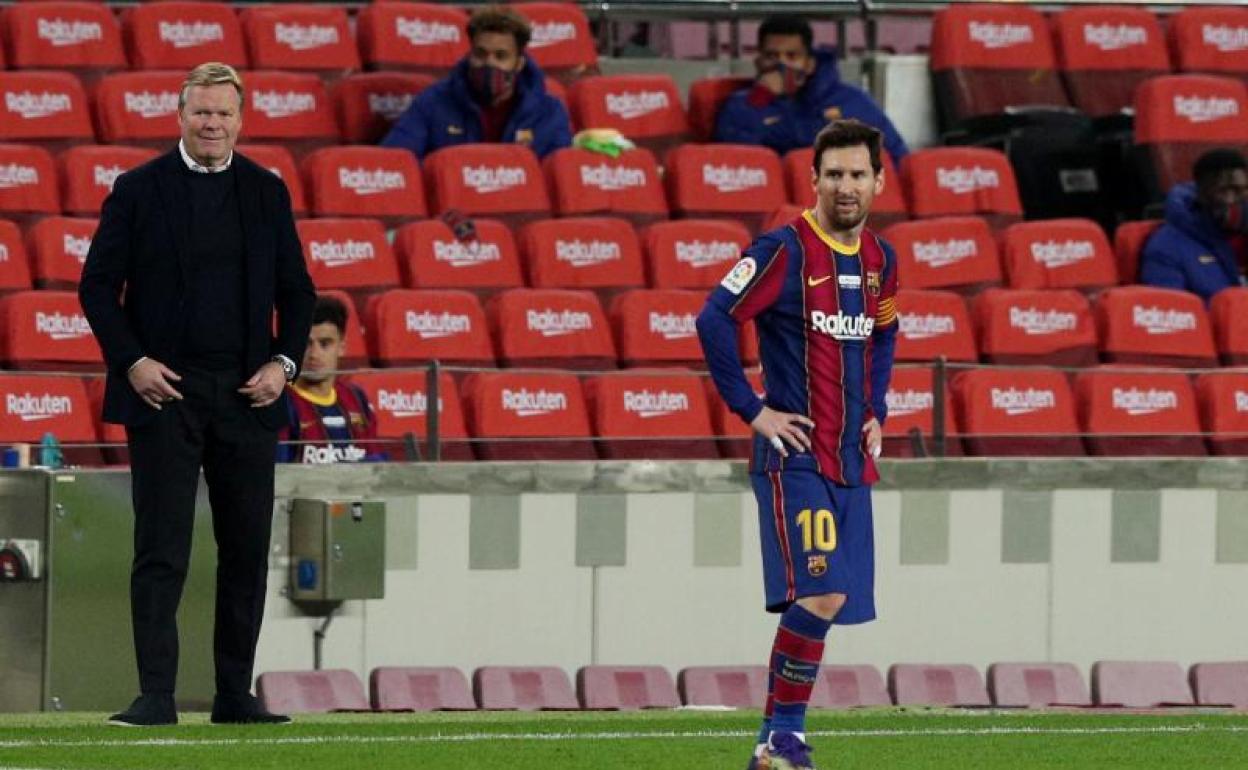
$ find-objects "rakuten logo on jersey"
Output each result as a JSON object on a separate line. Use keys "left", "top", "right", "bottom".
{"left": 675, "top": 240, "right": 740, "bottom": 269}
{"left": 1132, "top": 305, "right": 1197, "bottom": 335}
{"left": 648, "top": 312, "right": 697, "bottom": 340}
{"left": 274, "top": 23, "right": 339, "bottom": 51}
{"left": 367, "top": 92, "right": 412, "bottom": 120}
{"left": 63, "top": 234, "right": 91, "bottom": 264}
{"left": 462, "top": 165, "right": 526, "bottom": 194}
{"left": 501, "top": 387, "right": 568, "bottom": 417}
{"left": 579, "top": 163, "right": 646, "bottom": 191}
{"left": 433, "top": 239, "right": 501, "bottom": 268}
{"left": 252, "top": 90, "right": 317, "bottom": 120}
{"left": 605, "top": 91, "right": 669, "bottom": 120}
{"left": 395, "top": 17, "right": 461, "bottom": 46}
{"left": 1009, "top": 307, "right": 1078, "bottom": 336}
{"left": 405, "top": 310, "right": 471, "bottom": 339}
{"left": 376, "top": 388, "right": 441, "bottom": 418}
{"left": 1030, "top": 240, "right": 1096, "bottom": 269}
{"left": 900, "top": 313, "right": 956, "bottom": 340}
{"left": 6, "top": 392, "right": 72, "bottom": 422}
{"left": 968, "top": 21, "right": 1034, "bottom": 49}
{"left": 1112, "top": 387, "right": 1178, "bottom": 416}
{"left": 1083, "top": 23, "right": 1148, "bottom": 51}
{"left": 124, "top": 91, "right": 178, "bottom": 119}
{"left": 703, "top": 164, "right": 768, "bottom": 193}
{"left": 936, "top": 166, "right": 1000, "bottom": 194}
{"left": 991, "top": 387, "right": 1056, "bottom": 416}
{"left": 0, "top": 164, "right": 39, "bottom": 189}
{"left": 94, "top": 164, "right": 125, "bottom": 191}
{"left": 886, "top": 389, "right": 934, "bottom": 417}
{"left": 159, "top": 20, "right": 225, "bottom": 49}
{"left": 301, "top": 444, "right": 366, "bottom": 464}
{"left": 1202, "top": 24, "right": 1248, "bottom": 53}
{"left": 810, "top": 310, "right": 874, "bottom": 341}
{"left": 339, "top": 167, "right": 406, "bottom": 196}
{"left": 309, "top": 239, "right": 375, "bottom": 268}
{"left": 555, "top": 239, "right": 620, "bottom": 268}
{"left": 37, "top": 18, "right": 103, "bottom": 47}
{"left": 1173, "top": 95, "right": 1239, "bottom": 124}
{"left": 6, "top": 92, "right": 73, "bottom": 120}
{"left": 530, "top": 21, "right": 577, "bottom": 47}
{"left": 1236, "top": 391, "right": 1248, "bottom": 413}
{"left": 36, "top": 311, "right": 91, "bottom": 341}
{"left": 623, "top": 389, "right": 689, "bottom": 418}
{"left": 913, "top": 238, "right": 978, "bottom": 268}
{"left": 526, "top": 309, "right": 593, "bottom": 337}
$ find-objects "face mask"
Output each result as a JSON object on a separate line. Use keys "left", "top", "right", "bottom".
{"left": 757, "top": 60, "right": 808, "bottom": 97}
{"left": 468, "top": 62, "right": 517, "bottom": 104}
{"left": 1211, "top": 199, "right": 1248, "bottom": 235}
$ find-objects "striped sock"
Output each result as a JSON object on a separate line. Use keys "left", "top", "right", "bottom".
{"left": 768, "top": 603, "right": 834, "bottom": 735}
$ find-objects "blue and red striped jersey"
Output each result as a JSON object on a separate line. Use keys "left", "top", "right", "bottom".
{"left": 698, "top": 210, "right": 899, "bottom": 486}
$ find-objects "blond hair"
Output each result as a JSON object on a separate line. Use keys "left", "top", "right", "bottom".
{"left": 179, "top": 62, "right": 244, "bottom": 111}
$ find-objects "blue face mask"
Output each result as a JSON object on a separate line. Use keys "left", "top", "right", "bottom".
{"left": 468, "top": 62, "right": 517, "bottom": 104}
{"left": 1211, "top": 199, "right": 1248, "bottom": 235}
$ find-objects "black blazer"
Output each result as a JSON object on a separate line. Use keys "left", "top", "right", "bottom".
{"left": 79, "top": 149, "right": 316, "bottom": 429}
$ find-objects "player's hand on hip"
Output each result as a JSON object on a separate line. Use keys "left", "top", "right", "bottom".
{"left": 238, "top": 362, "right": 287, "bottom": 408}
{"left": 128, "top": 358, "right": 183, "bottom": 410}
{"left": 862, "top": 417, "right": 882, "bottom": 459}
{"left": 751, "top": 406, "right": 815, "bottom": 458}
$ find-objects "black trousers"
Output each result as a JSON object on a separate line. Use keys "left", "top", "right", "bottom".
{"left": 124, "top": 366, "right": 278, "bottom": 697}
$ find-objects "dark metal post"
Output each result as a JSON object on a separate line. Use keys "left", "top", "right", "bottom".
{"left": 932, "top": 356, "right": 947, "bottom": 458}
{"left": 426, "top": 361, "right": 441, "bottom": 462}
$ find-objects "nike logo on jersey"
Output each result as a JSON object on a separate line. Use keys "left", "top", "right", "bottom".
{"left": 807, "top": 275, "right": 833, "bottom": 287}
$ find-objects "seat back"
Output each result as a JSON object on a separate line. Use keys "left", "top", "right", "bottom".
{"left": 423, "top": 143, "right": 550, "bottom": 226}
{"left": 487, "top": 288, "right": 615, "bottom": 370}
{"left": 124, "top": 1, "right": 248, "bottom": 71}
{"left": 332, "top": 72, "right": 434, "bottom": 145}
{"left": 665, "top": 144, "right": 786, "bottom": 234}
{"left": 0, "top": 220, "right": 32, "bottom": 294}
{"left": 356, "top": 2, "right": 467, "bottom": 75}
{"left": 58, "top": 145, "right": 157, "bottom": 216}
{"left": 972, "top": 288, "right": 1098, "bottom": 367}
{"left": 93, "top": 71, "right": 181, "bottom": 146}
{"left": 705, "top": 369, "right": 762, "bottom": 459}
{"left": 1054, "top": 6, "right": 1170, "bottom": 117}
{"left": 1094, "top": 285, "right": 1217, "bottom": 367}
{"left": 463, "top": 369, "right": 596, "bottom": 460}
{"left": 952, "top": 367, "right": 1084, "bottom": 456}
{"left": 240, "top": 4, "right": 359, "bottom": 73}
{"left": 0, "top": 71, "right": 94, "bottom": 147}
{"left": 542, "top": 147, "right": 667, "bottom": 224}
{"left": 1195, "top": 372, "right": 1248, "bottom": 456}
{"left": 883, "top": 366, "right": 961, "bottom": 458}
{"left": 519, "top": 216, "right": 644, "bottom": 291}
{"left": 1133, "top": 75, "right": 1248, "bottom": 192}
{"left": 514, "top": 3, "right": 598, "bottom": 83}
{"left": 1000, "top": 218, "right": 1118, "bottom": 291}
{"left": 242, "top": 71, "right": 339, "bottom": 155}
{"left": 236, "top": 144, "right": 306, "bottom": 215}
{"left": 26, "top": 216, "right": 96, "bottom": 289}
{"left": 1168, "top": 7, "right": 1248, "bottom": 78}
{"left": 1, "top": 289, "right": 103, "bottom": 371}
{"left": 1075, "top": 368, "right": 1205, "bottom": 456}
{"left": 302, "top": 145, "right": 425, "bottom": 223}
{"left": 609, "top": 289, "right": 705, "bottom": 368}
{"left": 3, "top": 2, "right": 126, "bottom": 72}
{"left": 0, "top": 373, "right": 100, "bottom": 465}
{"left": 568, "top": 74, "right": 688, "bottom": 155}
{"left": 296, "top": 218, "right": 399, "bottom": 305}
{"left": 883, "top": 215, "right": 1001, "bottom": 293}
{"left": 901, "top": 147, "right": 1023, "bottom": 226}
{"left": 363, "top": 288, "right": 493, "bottom": 367}
{"left": 687, "top": 75, "right": 752, "bottom": 142}
{"left": 643, "top": 219, "right": 749, "bottom": 290}
{"left": 0, "top": 144, "right": 60, "bottom": 220}
{"left": 585, "top": 371, "right": 716, "bottom": 460}
{"left": 1210, "top": 287, "right": 1248, "bottom": 365}
{"left": 894, "top": 289, "right": 977, "bottom": 363}
{"left": 1112, "top": 219, "right": 1161, "bottom": 285}
{"left": 395, "top": 218, "right": 522, "bottom": 291}
{"left": 348, "top": 370, "right": 472, "bottom": 461}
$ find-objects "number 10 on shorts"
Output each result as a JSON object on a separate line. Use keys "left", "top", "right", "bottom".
{"left": 796, "top": 508, "right": 837, "bottom": 552}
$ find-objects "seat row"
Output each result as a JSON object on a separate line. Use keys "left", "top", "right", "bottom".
{"left": 254, "top": 659, "right": 1248, "bottom": 713}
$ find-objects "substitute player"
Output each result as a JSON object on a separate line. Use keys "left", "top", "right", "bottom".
{"left": 696, "top": 119, "right": 898, "bottom": 770}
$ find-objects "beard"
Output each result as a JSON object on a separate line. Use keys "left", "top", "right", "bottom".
{"left": 829, "top": 201, "right": 870, "bottom": 231}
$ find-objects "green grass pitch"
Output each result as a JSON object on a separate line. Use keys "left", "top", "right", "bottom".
{"left": 1, "top": 709, "right": 1247, "bottom": 769}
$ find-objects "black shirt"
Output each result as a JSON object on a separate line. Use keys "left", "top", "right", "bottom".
{"left": 180, "top": 165, "right": 247, "bottom": 371}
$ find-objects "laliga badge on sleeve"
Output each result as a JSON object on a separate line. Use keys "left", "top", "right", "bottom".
{"left": 721, "top": 257, "right": 757, "bottom": 295}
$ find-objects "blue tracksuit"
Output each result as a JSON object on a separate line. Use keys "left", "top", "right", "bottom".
{"left": 1139, "top": 182, "right": 1247, "bottom": 304}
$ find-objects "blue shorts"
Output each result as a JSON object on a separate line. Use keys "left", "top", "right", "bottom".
{"left": 750, "top": 467, "right": 876, "bottom": 624}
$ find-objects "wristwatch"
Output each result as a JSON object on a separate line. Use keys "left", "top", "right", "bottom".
{"left": 272, "top": 355, "right": 297, "bottom": 382}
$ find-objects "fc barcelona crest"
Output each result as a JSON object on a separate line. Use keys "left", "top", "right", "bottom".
{"left": 866, "top": 271, "right": 881, "bottom": 296}
{"left": 807, "top": 554, "right": 827, "bottom": 577}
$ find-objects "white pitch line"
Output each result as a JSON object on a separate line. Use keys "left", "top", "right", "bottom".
{"left": 1, "top": 723, "right": 1247, "bottom": 751}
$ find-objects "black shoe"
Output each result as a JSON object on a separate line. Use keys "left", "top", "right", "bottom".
{"left": 107, "top": 694, "right": 177, "bottom": 727}
{"left": 210, "top": 693, "right": 292, "bottom": 725}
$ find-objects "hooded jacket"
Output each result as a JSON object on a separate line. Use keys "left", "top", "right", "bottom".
{"left": 1139, "top": 182, "right": 1246, "bottom": 303}
{"left": 713, "top": 49, "right": 909, "bottom": 161}
{"left": 381, "top": 54, "right": 571, "bottom": 159}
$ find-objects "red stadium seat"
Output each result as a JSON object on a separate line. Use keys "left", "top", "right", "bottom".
{"left": 256, "top": 670, "right": 370, "bottom": 714}
{"left": 677, "top": 666, "right": 768, "bottom": 708}
{"left": 894, "top": 289, "right": 976, "bottom": 363}
{"left": 487, "top": 288, "right": 615, "bottom": 370}
{"left": 0, "top": 220, "right": 32, "bottom": 294}
{"left": 58, "top": 145, "right": 156, "bottom": 216}
{"left": 462, "top": 370, "right": 596, "bottom": 460}
{"left": 2, "top": 2, "right": 126, "bottom": 73}
{"left": 952, "top": 367, "right": 1084, "bottom": 456}
{"left": 26, "top": 215, "right": 95, "bottom": 289}
{"left": 883, "top": 216, "right": 1001, "bottom": 294}
{"left": 987, "top": 663, "right": 1090, "bottom": 708}
{"left": 314, "top": 288, "right": 367, "bottom": 369}
{"left": 0, "top": 290, "right": 102, "bottom": 371}
{"left": 643, "top": 219, "right": 749, "bottom": 290}
{"left": 236, "top": 144, "right": 306, "bottom": 216}
{"left": 395, "top": 218, "right": 522, "bottom": 291}
{"left": 348, "top": 370, "right": 472, "bottom": 461}
{"left": 519, "top": 216, "right": 645, "bottom": 291}
{"left": 810, "top": 665, "right": 892, "bottom": 709}
{"left": 84, "top": 375, "right": 127, "bottom": 465}
{"left": 1133, "top": 75, "right": 1248, "bottom": 193}
{"left": 1168, "top": 7, "right": 1248, "bottom": 80}
{"left": 999, "top": 218, "right": 1118, "bottom": 292}
{"left": 609, "top": 289, "right": 704, "bottom": 368}
{"left": 665, "top": 144, "right": 786, "bottom": 235}
{"left": 242, "top": 71, "right": 338, "bottom": 157}
{"left": 1054, "top": 7, "right": 1170, "bottom": 118}
{"left": 568, "top": 74, "right": 689, "bottom": 156}
{"left": 1211, "top": 287, "right": 1248, "bottom": 365}
{"left": 901, "top": 147, "right": 1023, "bottom": 228}
{"left": 686, "top": 75, "right": 752, "bottom": 143}
{"left": 1091, "top": 661, "right": 1193, "bottom": 708}
{"left": 929, "top": 4, "right": 1070, "bottom": 129}
{"left": 92, "top": 71, "right": 181, "bottom": 147}
{"left": 1189, "top": 662, "right": 1248, "bottom": 708}
{"left": 785, "top": 147, "right": 908, "bottom": 230}
{"left": 473, "top": 666, "right": 578, "bottom": 711}
{"left": 705, "top": 368, "right": 762, "bottom": 459}
{"left": 1112, "top": 219, "right": 1161, "bottom": 285}
{"left": 122, "top": 1, "right": 248, "bottom": 71}
{"left": 332, "top": 72, "right": 433, "bottom": 144}
{"left": 972, "top": 288, "right": 1098, "bottom": 367}
{"left": 513, "top": 3, "right": 598, "bottom": 84}
{"left": 577, "top": 665, "right": 680, "bottom": 710}
{"left": 1094, "top": 285, "right": 1217, "bottom": 368}
{"left": 0, "top": 144, "right": 60, "bottom": 221}
{"left": 585, "top": 371, "right": 716, "bottom": 459}
{"left": 889, "top": 663, "right": 991, "bottom": 707}
{"left": 542, "top": 147, "right": 667, "bottom": 224}
{"left": 763, "top": 204, "right": 805, "bottom": 233}
{"left": 296, "top": 218, "right": 399, "bottom": 309}
{"left": 356, "top": 2, "right": 468, "bottom": 75}
{"left": 301, "top": 146, "right": 425, "bottom": 225}
{"left": 362, "top": 288, "right": 493, "bottom": 367}
{"left": 423, "top": 144, "right": 550, "bottom": 228}
{"left": 369, "top": 666, "right": 476, "bottom": 711}
{"left": 0, "top": 71, "right": 93, "bottom": 148}
{"left": 0, "top": 373, "right": 100, "bottom": 465}
{"left": 1195, "top": 372, "right": 1248, "bottom": 456}
{"left": 239, "top": 5, "right": 359, "bottom": 74}
{"left": 883, "top": 366, "right": 961, "bottom": 459}
{"left": 1075, "top": 368, "right": 1205, "bottom": 456}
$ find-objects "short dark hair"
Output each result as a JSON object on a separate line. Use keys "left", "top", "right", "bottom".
{"left": 468, "top": 5, "right": 532, "bottom": 52}
{"left": 1194, "top": 148, "right": 1248, "bottom": 188}
{"left": 757, "top": 16, "right": 813, "bottom": 53}
{"left": 311, "top": 295, "right": 348, "bottom": 335}
{"left": 812, "top": 119, "right": 883, "bottom": 174}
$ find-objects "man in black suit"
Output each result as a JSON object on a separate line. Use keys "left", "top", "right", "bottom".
{"left": 79, "top": 62, "right": 316, "bottom": 726}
